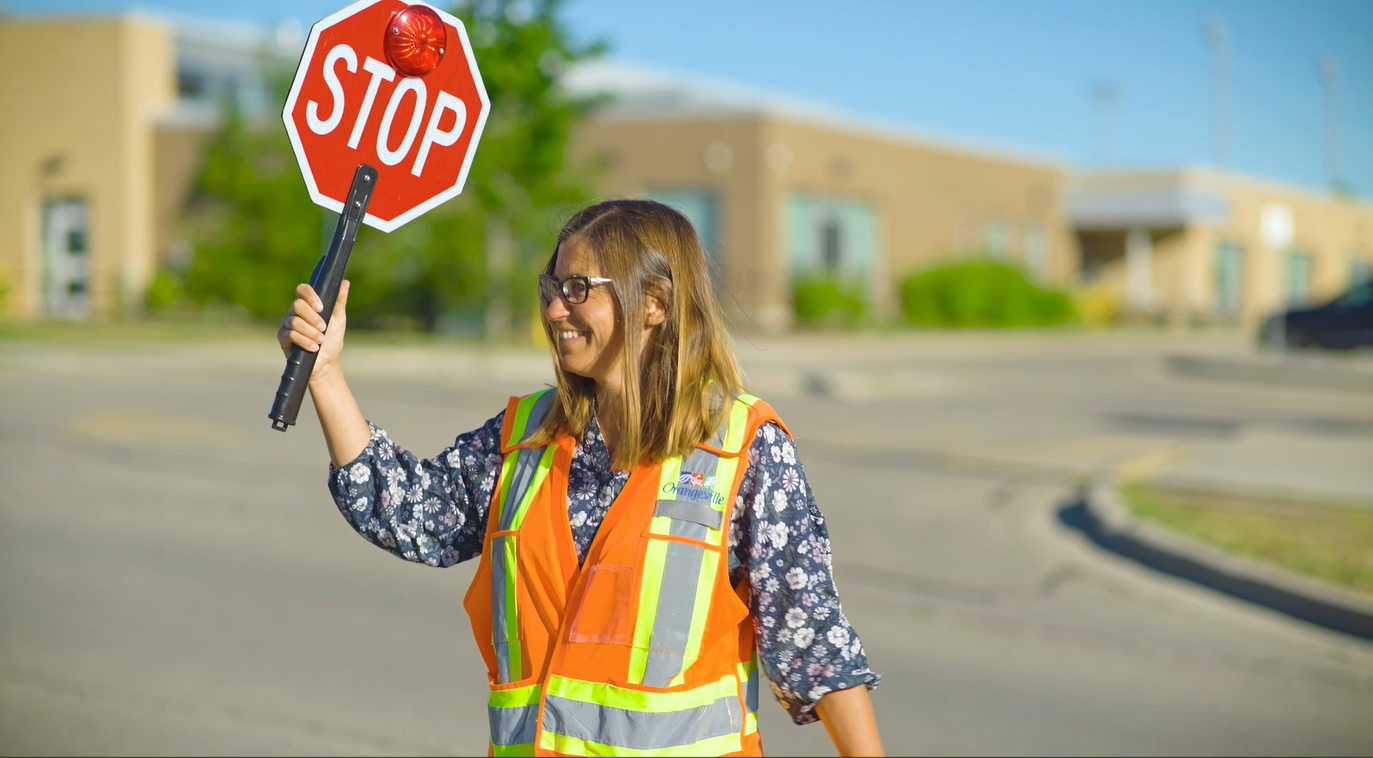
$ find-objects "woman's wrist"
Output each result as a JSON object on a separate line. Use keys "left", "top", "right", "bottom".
{"left": 307, "top": 361, "right": 344, "bottom": 390}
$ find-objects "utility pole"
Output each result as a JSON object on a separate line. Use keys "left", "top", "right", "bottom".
{"left": 1316, "top": 55, "right": 1342, "bottom": 193}
{"left": 1090, "top": 79, "right": 1120, "bottom": 166}
{"left": 1201, "top": 14, "right": 1231, "bottom": 169}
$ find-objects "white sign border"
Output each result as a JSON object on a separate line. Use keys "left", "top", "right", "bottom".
{"left": 282, "top": 0, "right": 492, "bottom": 233}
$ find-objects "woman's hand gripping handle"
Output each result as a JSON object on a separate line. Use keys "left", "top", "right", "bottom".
{"left": 276, "top": 280, "right": 370, "bottom": 466}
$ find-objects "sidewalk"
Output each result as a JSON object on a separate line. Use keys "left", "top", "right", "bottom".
{"left": 1149, "top": 427, "right": 1373, "bottom": 505}
{"left": 1165, "top": 351, "right": 1373, "bottom": 394}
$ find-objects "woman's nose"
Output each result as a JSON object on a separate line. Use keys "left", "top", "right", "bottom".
{"left": 545, "top": 293, "right": 570, "bottom": 322}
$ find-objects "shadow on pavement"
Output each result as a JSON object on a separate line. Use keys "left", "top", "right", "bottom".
{"left": 1056, "top": 495, "right": 1373, "bottom": 643}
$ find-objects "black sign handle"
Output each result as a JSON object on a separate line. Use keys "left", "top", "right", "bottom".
{"left": 269, "top": 164, "right": 378, "bottom": 432}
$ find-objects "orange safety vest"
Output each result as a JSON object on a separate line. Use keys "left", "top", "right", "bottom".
{"left": 463, "top": 389, "right": 786, "bottom": 756}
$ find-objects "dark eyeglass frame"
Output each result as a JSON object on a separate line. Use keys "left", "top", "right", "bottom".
{"left": 539, "top": 273, "right": 613, "bottom": 305}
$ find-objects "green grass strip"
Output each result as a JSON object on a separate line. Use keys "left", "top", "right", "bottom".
{"left": 1121, "top": 482, "right": 1373, "bottom": 597}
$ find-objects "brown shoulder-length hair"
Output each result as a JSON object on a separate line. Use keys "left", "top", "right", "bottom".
{"left": 524, "top": 199, "right": 744, "bottom": 467}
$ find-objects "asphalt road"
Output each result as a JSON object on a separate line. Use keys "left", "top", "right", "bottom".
{"left": 2, "top": 331, "right": 1372, "bottom": 756}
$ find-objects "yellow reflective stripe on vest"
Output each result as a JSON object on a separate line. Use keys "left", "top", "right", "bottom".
{"left": 627, "top": 397, "right": 751, "bottom": 687}
{"left": 491, "top": 391, "right": 556, "bottom": 684}
{"left": 509, "top": 388, "right": 553, "bottom": 446}
{"left": 490, "top": 389, "right": 553, "bottom": 527}
{"left": 539, "top": 674, "right": 744, "bottom": 756}
{"left": 499, "top": 445, "right": 556, "bottom": 532}
{"left": 539, "top": 731, "right": 742, "bottom": 758}
{"left": 737, "top": 656, "right": 759, "bottom": 735}
{"left": 723, "top": 395, "right": 755, "bottom": 453}
{"left": 488, "top": 683, "right": 540, "bottom": 753}
{"left": 547, "top": 672, "right": 738, "bottom": 711}
{"left": 627, "top": 531, "right": 667, "bottom": 683}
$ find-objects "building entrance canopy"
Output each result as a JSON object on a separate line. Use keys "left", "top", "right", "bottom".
{"left": 1067, "top": 185, "right": 1229, "bottom": 230}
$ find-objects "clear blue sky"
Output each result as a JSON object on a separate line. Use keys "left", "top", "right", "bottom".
{"left": 8, "top": 0, "right": 1371, "bottom": 195}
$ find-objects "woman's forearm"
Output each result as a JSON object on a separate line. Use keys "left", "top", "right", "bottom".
{"left": 308, "top": 366, "right": 371, "bottom": 466}
{"left": 815, "top": 686, "right": 884, "bottom": 757}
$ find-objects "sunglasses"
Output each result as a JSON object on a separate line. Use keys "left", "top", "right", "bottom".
{"left": 539, "top": 274, "right": 613, "bottom": 305}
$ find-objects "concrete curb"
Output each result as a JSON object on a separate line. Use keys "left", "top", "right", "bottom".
{"left": 1071, "top": 480, "right": 1373, "bottom": 642}
{"left": 1020, "top": 484, "right": 1373, "bottom": 665}
{"left": 1164, "top": 353, "right": 1373, "bottom": 393}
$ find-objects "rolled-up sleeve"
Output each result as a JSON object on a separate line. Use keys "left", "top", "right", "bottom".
{"left": 731, "top": 422, "right": 881, "bottom": 725}
{"left": 327, "top": 412, "right": 504, "bottom": 567}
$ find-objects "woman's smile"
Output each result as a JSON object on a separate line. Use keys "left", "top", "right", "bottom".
{"left": 557, "top": 328, "right": 588, "bottom": 344}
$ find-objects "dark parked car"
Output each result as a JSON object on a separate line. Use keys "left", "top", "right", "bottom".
{"left": 1261, "top": 280, "right": 1373, "bottom": 350}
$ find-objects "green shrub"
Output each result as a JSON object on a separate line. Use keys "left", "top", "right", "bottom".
{"left": 145, "top": 270, "right": 183, "bottom": 310}
{"left": 793, "top": 275, "right": 866, "bottom": 326}
{"left": 899, "top": 259, "right": 1076, "bottom": 327}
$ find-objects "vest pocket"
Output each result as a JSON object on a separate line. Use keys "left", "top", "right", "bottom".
{"left": 569, "top": 563, "right": 635, "bottom": 645}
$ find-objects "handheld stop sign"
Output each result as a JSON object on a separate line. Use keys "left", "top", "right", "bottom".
{"left": 269, "top": 0, "right": 490, "bottom": 431}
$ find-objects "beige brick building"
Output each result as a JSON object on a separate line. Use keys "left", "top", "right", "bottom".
{"left": 1068, "top": 168, "right": 1373, "bottom": 325}
{"left": 2, "top": 14, "right": 1370, "bottom": 331}
{"left": 0, "top": 14, "right": 175, "bottom": 320}
{"left": 571, "top": 102, "right": 1070, "bottom": 330}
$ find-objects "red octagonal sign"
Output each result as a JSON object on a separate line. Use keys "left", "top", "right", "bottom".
{"left": 283, "top": 0, "right": 489, "bottom": 232}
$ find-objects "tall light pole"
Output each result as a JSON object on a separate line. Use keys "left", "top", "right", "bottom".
{"left": 1316, "top": 55, "right": 1342, "bottom": 193}
{"left": 1201, "top": 14, "right": 1231, "bottom": 169}
{"left": 1090, "top": 79, "right": 1120, "bottom": 166}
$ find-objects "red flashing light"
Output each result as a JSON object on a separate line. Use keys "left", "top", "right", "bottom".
{"left": 384, "top": 5, "right": 446, "bottom": 77}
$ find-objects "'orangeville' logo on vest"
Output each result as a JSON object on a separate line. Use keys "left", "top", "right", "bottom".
{"left": 660, "top": 472, "right": 724, "bottom": 505}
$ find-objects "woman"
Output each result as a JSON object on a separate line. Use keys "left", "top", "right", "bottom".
{"left": 279, "top": 200, "right": 883, "bottom": 756}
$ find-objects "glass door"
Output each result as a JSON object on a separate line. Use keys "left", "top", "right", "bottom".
{"left": 1285, "top": 250, "right": 1313, "bottom": 307}
{"left": 43, "top": 198, "right": 90, "bottom": 320}
{"left": 1213, "top": 241, "right": 1243, "bottom": 319}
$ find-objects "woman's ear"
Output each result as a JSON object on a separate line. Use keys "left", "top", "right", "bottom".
{"left": 644, "top": 295, "right": 667, "bottom": 327}
{"left": 644, "top": 278, "right": 672, "bottom": 327}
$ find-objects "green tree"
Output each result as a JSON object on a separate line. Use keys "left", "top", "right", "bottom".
{"left": 164, "top": 0, "right": 605, "bottom": 334}
{"left": 350, "top": 0, "right": 607, "bottom": 334}
{"left": 167, "top": 74, "right": 323, "bottom": 319}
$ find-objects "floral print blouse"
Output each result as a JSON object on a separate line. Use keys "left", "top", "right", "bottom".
{"left": 327, "top": 409, "right": 880, "bottom": 725}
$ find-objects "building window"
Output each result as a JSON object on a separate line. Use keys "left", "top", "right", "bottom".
{"left": 1285, "top": 250, "right": 1313, "bottom": 306}
{"left": 1213, "top": 241, "right": 1244, "bottom": 318}
{"left": 177, "top": 67, "right": 207, "bottom": 98}
{"left": 784, "top": 192, "right": 878, "bottom": 284}
{"left": 647, "top": 188, "right": 719, "bottom": 280}
{"left": 984, "top": 217, "right": 1010, "bottom": 259}
{"left": 821, "top": 219, "right": 842, "bottom": 275}
{"left": 1022, "top": 223, "right": 1048, "bottom": 279}
{"left": 42, "top": 198, "right": 90, "bottom": 320}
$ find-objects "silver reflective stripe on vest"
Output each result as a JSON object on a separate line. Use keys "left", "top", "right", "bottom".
{"left": 654, "top": 499, "right": 722, "bottom": 530}
{"left": 516, "top": 389, "right": 555, "bottom": 444}
{"left": 641, "top": 538, "right": 708, "bottom": 687}
{"left": 542, "top": 693, "right": 742, "bottom": 751}
{"left": 491, "top": 534, "right": 514, "bottom": 683}
{"left": 707, "top": 411, "right": 729, "bottom": 449}
{"left": 664, "top": 446, "right": 722, "bottom": 542}
{"left": 490, "top": 703, "right": 539, "bottom": 746}
{"left": 499, "top": 446, "right": 545, "bottom": 530}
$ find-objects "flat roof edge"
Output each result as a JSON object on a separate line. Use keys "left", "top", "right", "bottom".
{"left": 570, "top": 58, "right": 1067, "bottom": 170}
